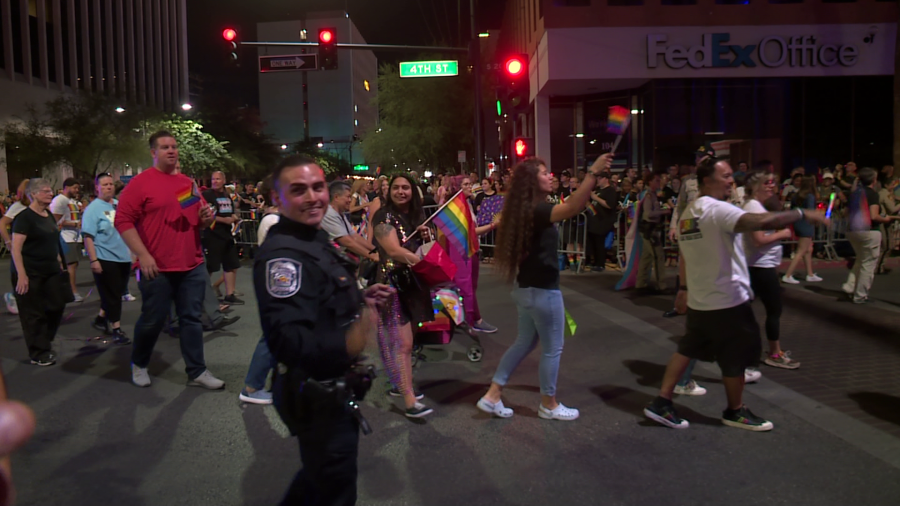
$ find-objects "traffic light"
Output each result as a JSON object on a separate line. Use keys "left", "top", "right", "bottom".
{"left": 318, "top": 27, "right": 338, "bottom": 70}
{"left": 500, "top": 54, "right": 529, "bottom": 113}
{"left": 223, "top": 27, "right": 240, "bottom": 67}
{"left": 512, "top": 137, "right": 534, "bottom": 159}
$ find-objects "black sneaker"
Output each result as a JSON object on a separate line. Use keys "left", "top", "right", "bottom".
{"left": 389, "top": 387, "right": 424, "bottom": 400}
{"left": 722, "top": 406, "right": 774, "bottom": 432}
{"left": 205, "top": 315, "right": 241, "bottom": 331}
{"left": 31, "top": 353, "right": 57, "bottom": 367}
{"left": 111, "top": 328, "right": 131, "bottom": 346}
{"left": 223, "top": 294, "right": 245, "bottom": 305}
{"left": 643, "top": 397, "right": 689, "bottom": 429}
{"left": 405, "top": 402, "right": 433, "bottom": 418}
{"left": 92, "top": 315, "right": 111, "bottom": 334}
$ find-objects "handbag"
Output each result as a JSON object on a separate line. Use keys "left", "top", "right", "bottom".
{"left": 57, "top": 237, "right": 75, "bottom": 304}
{"left": 412, "top": 241, "right": 457, "bottom": 287}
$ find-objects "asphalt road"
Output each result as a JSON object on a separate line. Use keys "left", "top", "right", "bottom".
{"left": 2, "top": 258, "right": 900, "bottom": 506}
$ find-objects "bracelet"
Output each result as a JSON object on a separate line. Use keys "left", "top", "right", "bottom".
{"left": 796, "top": 209, "right": 804, "bottom": 220}
{"left": 90, "top": 259, "right": 99, "bottom": 263}
{"left": 678, "top": 286, "right": 688, "bottom": 292}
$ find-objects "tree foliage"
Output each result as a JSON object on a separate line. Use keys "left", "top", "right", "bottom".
{"left": 156, "top": 115, "right": 232, "bottom": 178}
{"left": 361, "top": 62, "right": 474, "bottom": 172}
{"left": 290, "top": 140, "right": 352, "bottom": 175}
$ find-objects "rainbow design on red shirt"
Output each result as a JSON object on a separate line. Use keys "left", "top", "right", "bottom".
{"left": 178, "top": 182, "right": 201, "bottom": 209}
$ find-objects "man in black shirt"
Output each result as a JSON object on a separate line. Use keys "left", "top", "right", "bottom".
{"left": 202, "top": 171, "right": 244, "bottom": 305}
{"left": 587, "top": 172, "right": 617, "bottom": 270}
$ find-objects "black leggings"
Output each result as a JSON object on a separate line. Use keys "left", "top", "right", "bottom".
{"left": 749, "top": 266, "right": 782, "bottom": 343}
{"left": 94, "top": 260, "right": 131, "bottom": 323}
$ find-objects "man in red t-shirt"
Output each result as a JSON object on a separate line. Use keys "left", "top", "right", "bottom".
{"left": 115, "top": 130, "right": 223, "bottom": 389}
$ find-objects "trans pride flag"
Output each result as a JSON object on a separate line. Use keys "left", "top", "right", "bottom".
{"left": 432, "top": 190, "right": 479, "bottom": 258}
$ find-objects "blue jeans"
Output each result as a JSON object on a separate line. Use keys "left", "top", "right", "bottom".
{"left": 677, "top": 359, "right": 697, "bottom": 387}
{"left": 245, "top": 333, "right": 276, "bottom": 390}
{"left": 492, "top": 286, "right": 565, "bottom": 397}
{"left": 132, "top": 264, "right": 208, "bottom": 379}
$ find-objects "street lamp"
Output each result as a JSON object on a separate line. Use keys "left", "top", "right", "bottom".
{"left": 317, "top": 142, "right": 324, "bottom": 148}
{"left": 115, "top": 107, "right": 125, "bottom": 113}
{"left": 280, "top": 144, "right": 288, "bottom": 150}
{"left": 181, "top": 103, "right": 193, "bottom": 111}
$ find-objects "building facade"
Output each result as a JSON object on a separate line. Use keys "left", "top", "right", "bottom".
{"left": 495, "top": 0, "right": 898, "bottom": 175}
{"left": 0, "top": 0, "right": 189, "bottom": 190}
{"left": 257, "top": 11, "right": 377, "bottom": 166}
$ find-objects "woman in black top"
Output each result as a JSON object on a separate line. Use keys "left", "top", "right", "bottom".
{"left": 477, "top": 154, "right": 612, "bottom": 421}
{"left": 11, "top": 178, "right": 67, "bottom": 366}
{"left": 372, "top": 175, "right": 435, "bottom": 418}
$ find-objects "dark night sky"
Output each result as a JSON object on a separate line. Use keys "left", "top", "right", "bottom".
{"left": 186, "top": 0, "right": 504, "bottom": 109}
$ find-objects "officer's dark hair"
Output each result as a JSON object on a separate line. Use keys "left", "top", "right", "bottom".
{"left": 328, "top": 181, "right": 351, "bottom": 201}
{"left": 385, "top": 174, "right": 424, "bottom": 224}
{"left": 271, "top": 155, "right": 320, "bottom": 192}
{"left": 149, "top": 130, "right": 175, "bottom": 149}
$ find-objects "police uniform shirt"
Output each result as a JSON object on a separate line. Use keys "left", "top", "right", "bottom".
{"left": 677, "top": 196, "right": 752, "bottom": 312}
{"left": 254, "top": 216, "right": 363, "bottom": 380}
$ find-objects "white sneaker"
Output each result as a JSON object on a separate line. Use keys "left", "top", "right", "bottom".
{"left": 4, "top": 293, "right": 18, "bottom": 315}
{"left": 538, "top": 403, "right": 580, "bottom": 421}
{"left": 131, "top": 364, "right": 151, "bottom": 387}
{"left": 781, "top": 275, "right": 799, "bottom": 285}
{"left": 841, "top": 284, "right": 854, "bottom": 295}
{"left": 744, "top": 368, "right": 762, "bottom": 383}
{"left": 188, "top": 369, "right": 225, "bottom": 390}
{"left": 673, "top": 380, "right": 707, "bottom": 396}
{"left": 122, "top": 293, "right": 137, "bottom": 302}
{"left": 806, "top": 274, "right": 823, "bottom": 282}
{"left": 72, "top": 293, "right": 84, "bottom": 302}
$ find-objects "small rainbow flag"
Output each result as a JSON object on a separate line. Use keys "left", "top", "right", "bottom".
{"left": 67, "top": 203, "right": 79, "bottom": 221}
{"left": 607, "top": 105, "right": 631, "bottom": 135}
{"left": 177, "top": 182, "right": 201, "bottom": 209}
{"left": 432, "top": 190, "right": 479, "bottom": 258}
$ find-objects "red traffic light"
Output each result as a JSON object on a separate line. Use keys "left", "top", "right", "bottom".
{"left": 505, "top": 57, "right": 524, "bottom": 77}
{"left": 319, "top": 29, "right": 334, "bottom": 44}
{"left": 515, "top": 139, "right": 527, "bottom": 157}
{"left": 222, "top": 28, "right": 237, "bottom": 41}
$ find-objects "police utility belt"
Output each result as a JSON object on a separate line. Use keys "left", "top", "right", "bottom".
{"left": 276, "top": 363, "right": 377, "bottom": 435}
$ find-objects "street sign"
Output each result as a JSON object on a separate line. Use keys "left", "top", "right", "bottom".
{"left": 457, "top": 151, "right": 466, "bottom": 163}
{"left": 119, "top": 175, "right": 133, "bottom": 184}
{"left": 259, "top": 54, "right": 318, "bottom": 73}
{"left": 399, "top": 60, "right": 459, "bottom": 78}
{"left": 353, "top": 165, "right": 369, "bottom": 172}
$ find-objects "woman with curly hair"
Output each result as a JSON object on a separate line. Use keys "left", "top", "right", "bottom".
{"left": 477, "top": 153, "right": 612, "bottom": 421}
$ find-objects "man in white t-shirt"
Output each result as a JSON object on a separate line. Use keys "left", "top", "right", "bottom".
{"left": 644, "top": 159, "right": 827, "bottom": 432}
{"left": 50, "top": 178, "right": 84, "bottom": 301}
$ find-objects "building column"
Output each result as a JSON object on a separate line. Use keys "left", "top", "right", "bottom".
{"left": 535, "top": 93, "right": 551, "bottom": 163}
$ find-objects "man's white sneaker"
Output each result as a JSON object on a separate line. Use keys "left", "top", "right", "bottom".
{"left": 188, "top": 370, "right": 225, "bottom": 390}
{"left": 538, "top": 403, "right": 579, "bottom": 421}
{"left": 806, "top": 274, "right": 823, "bottom": 282}
{"left": 122, "top": 293, "right": 137, "bottom": 302}
{"left": 673, "top": 380, "right": 707, "bottom": 396}
{"left": 72, "top": 293, "right": 84, "bottom": 302}
{"left": 744, "top": 368, "right": 762, "bottom": 383}
{"left": 781, "top": 275, "right": 799, "bottom": 285}
{"left": 131, "top": 364, "right": 151, "bottom": 387}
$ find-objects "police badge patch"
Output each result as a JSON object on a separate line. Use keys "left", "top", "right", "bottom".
{"left": 266, "top": 259, "right": 301, "bottom": 298}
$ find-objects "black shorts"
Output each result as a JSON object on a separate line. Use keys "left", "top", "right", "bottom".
{"left": 677, "top": 302, "right": 761, "bottom": 377}
{"left": 203, "top": 236, "right": 241, "bottom": 273}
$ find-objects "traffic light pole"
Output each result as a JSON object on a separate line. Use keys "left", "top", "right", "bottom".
{"left": 470, "top": 0, "right": 484, "bottom": 178}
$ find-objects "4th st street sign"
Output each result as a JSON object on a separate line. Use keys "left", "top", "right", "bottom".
{"left": 399, "top": 60, "right": 459, "bottom": 78}
{"left": 259, "top": 54, "right": 319, "bottom": 73}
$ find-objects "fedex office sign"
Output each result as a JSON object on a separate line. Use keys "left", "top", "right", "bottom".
{"left": 647, "top": 33, "right": 859, "bottom": 69}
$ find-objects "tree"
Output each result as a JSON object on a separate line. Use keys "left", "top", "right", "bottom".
{"left": 290, "top": 140, "right": 352, "bottom": 175}
{"left": 361, "top": 62, "right": 474, "bottom": 172}
{"left": 0, "top": 92, "right": 147, "bottom": 179}
{"left": 154, "top": 115, "right": 233, "bottom": 178}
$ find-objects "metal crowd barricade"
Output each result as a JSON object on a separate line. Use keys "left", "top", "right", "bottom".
{"left": 234, "top": 210, "right": 261, "bottom": 249}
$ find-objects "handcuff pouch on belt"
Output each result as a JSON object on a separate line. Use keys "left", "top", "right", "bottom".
{"left": 638, "top": 220, "right": 662, "bottom": 247}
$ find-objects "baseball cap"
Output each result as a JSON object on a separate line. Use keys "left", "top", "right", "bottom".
{"left": 823, "top": 172, "right": 834, "bottom": 180}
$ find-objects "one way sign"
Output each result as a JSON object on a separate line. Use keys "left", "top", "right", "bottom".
{"left": 259, "top": 54, "right": 319, "bottom": 73}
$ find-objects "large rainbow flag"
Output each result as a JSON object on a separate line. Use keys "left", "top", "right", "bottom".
{"left": 431, "top": 190, "right": 479, "bottom": 258}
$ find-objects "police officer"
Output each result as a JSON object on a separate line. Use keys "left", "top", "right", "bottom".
{"left": 254, "top": 155, "right": 393, "bottom": 506}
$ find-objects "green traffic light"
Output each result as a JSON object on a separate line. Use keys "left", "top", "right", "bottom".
{"left": 496, "top": 100, "right": 502, "bottom": 116}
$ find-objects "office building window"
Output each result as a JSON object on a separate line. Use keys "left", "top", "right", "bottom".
{"left": 769, "top": 0, "right": 802, "bottom": 3}
{"left": 822, "top": 0, "right": 854, "bottom": 2}
{"left": 716, "top": 0, "right": 750, "bottom": 3}
{"left": 661, "top": 0, "right": 696, "bottom": 4}
{"left": 608, "top": 0, "right": 643, "bottom": 5}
